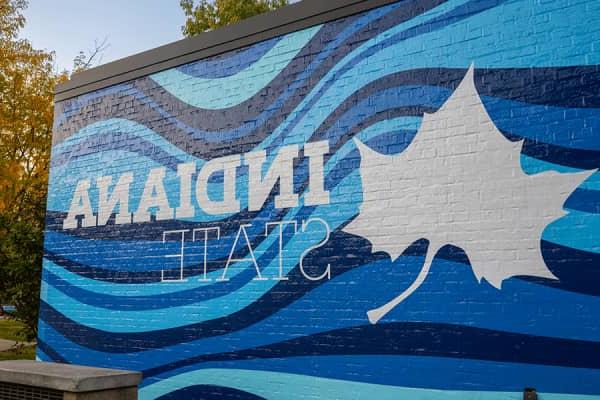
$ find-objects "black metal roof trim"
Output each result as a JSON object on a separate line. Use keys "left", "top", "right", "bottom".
{"left": 54, "top": 0, "right": 400, "bottom": 102}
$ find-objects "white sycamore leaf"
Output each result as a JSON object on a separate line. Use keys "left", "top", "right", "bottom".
{"left": 344, "top": 65, "right": 595, "bottom": 324}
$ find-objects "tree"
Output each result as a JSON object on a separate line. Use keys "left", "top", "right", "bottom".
{"left": 72, "top": 37, "right": 109, "bottom": 73}
{"left": 181, "top": 0, "right": 288, "bottom": 36}
{"left": 0, "top": 0, "right": 65, "bottom": 340}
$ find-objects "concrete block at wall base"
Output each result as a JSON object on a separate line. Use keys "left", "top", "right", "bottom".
{"left": 63, "top": 386, "right": 138, "bottom": 400}
{"left": 0, "top": 360, "right": 141, "bottom": 400}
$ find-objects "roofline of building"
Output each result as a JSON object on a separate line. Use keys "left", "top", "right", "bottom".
{"left": 54, "top": 0, "right": 399, "bottom": 101}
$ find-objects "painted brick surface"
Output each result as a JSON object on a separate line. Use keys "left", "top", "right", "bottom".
{"left": 41, "top": 0, "right": 600, "bottom": 399}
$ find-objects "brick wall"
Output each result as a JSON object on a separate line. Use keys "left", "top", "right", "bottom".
{"left": 41, "top": 0, "right": 600, "bottom": 399}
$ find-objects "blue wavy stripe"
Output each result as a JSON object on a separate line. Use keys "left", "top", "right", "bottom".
{"left": 259, "top": 0, "right": 600, "bottom": 157}
{"left": 139, "top": 369, "right": 600, "bottom": 400}
{"left": 145, "top": 355, "right": 600, "bottom": 395}
{"left": 48, "top": 85, "right": 600, "bottom": 217}
{"left": 35, "top": 314, "right": 600, "bottom": 395}
{"left": 41, "top": 232, "right": 600, "bottom": 315}
{"left": 177, "top": 36, "right": 282, "bottom": 80}
{"left": 150, "top": 26, "right": 322, "bottom": 110}
{"left": 50, "top": 119, "right": 201, "bottom": 170}
{"left": 40, "top": 242, "right": 600, "bottom": 352}
{"left": 156, "top": 384, "right": 267, "bottom": 400}
{"left": 565, "top": 189, "right": 600, "bottom": 216}
{"left": 54, "top": 83, "right": 134, "bottom": 128}
{"left": 36, "top": 317, "right": 600, "bottom": 387}
{"left": 52, "top": 2, "right": 421, "bottom": 148}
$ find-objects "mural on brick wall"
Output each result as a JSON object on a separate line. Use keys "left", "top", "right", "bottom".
{"left": 40, "top": 0, "right": 600, "bottom": 399}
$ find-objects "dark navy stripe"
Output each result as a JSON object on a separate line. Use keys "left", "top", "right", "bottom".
{"left": 40, "top": 227, "right": 600, "bottom": 353}
{"left": 177, "top": 36, "right": 283, "bottom": 79}
{"left": 156, "top": 385, "right": 267, "bottom": 400}
{"left": 143, "top": 322, "right": 600, "bottom": 378}
{"left": 36, "top": 340, "right": 69, "bottom": 364}
{"left": 39, "top": 227, "right": 387, "bottom": 352}
{"left": 565, "top": 188, "right": 600, "bottom": 214}
{"left": 519, "top": 136, "right": 600, "bottom": 171}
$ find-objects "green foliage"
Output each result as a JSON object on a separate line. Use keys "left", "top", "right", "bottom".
{"left": 0, "top": 217, "right": 43, "bottom": 341}
{"left": 0, "top": 0, "right": 62, "bottom": 341}
{"left": 181, "top": 0, "right": 288, "bottom": 36}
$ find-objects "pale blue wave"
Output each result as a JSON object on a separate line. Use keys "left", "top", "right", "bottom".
{"left": 52, "top": 118, "right": 197, "bottom": 159}
{"left": 139, "top": 369, "right": 600, "bottom": 400}
{"left": 149, "top": 26, "right": 321, "bottom": 110}
{"left": 45, "top": 116, "right": 599, "bottom": 306}
{"left": 41, "top": 169, "right": 361, "bottom": 332}
{"left": 543, "top": 210, "right": 600, "bottom": 254}
{"left": 521, "top": 155, "right": 600, "bottom": 191}
{"left": 259, "top": 0, "right": 600, "bottom": 153}
{"left": 43, "top": 259, "right": 226, "bottom": 296}
{"left": 39, "top": 250, "right": 600, "bottom": 370}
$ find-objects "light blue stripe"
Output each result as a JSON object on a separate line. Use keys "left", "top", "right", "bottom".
{"left": 52, "top": 118, "right": 197, "bottom": 159}
{"left": 521, "top": 155, "right": 600, "bottom": 191}
{"left": 43, "top": 259, "right": 226, "bottom": 296}
{"left": 149, "top": 26, "right": 321, "bottom": 110}
{"left": 42, "top": 169, "right": 362, "bottom": 331}
{"left": 260, "top": 0, "right": 600, "bottom": 152}
{"left": 139, "top": 369, "right": 600, "bottom": 400}
{"left": 543, "top": 210, "right": 600, "bottom": 254}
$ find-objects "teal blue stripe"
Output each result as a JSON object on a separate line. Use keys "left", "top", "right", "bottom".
{"left": 139, "top": 369, "right": 600, "bottom": 400}
{"left": 521, "top": 155, "right": 600, "bottom": 191}
{"left": 149, "top": 26, "right": 321, "bottom": 110}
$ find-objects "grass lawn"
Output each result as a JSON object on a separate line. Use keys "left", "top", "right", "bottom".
{"left": 0, "top": 318, "right": 27, "bottom": 342}
{"left": 0, "top": 344, "right": 35, "bottom": 361}
{"left": 0, "top": 318, "right": 36, "bottom": 360}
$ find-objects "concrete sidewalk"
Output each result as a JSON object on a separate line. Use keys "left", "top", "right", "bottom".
{"left": 0, "top": 339, "right": 16, "bottom": 352}
{"left": 0, "top": 339, "right": 34, "bottom": 352}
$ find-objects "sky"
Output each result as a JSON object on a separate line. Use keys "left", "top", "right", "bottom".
{"left": 21, "top": 1, "right": 186, "bottom": 72}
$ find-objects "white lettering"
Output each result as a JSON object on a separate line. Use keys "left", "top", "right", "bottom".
{"left": 63, "top": 180, "right": 95, "bottom": 229}
{"left": 304, "top": 141, "right": 330, "bottom": 206}
{"left": 246, "top": 145, "right": 299, "bottom": 211}
{"left": 96, "top": 173, "right": 133, "bottom": 226}
{"left": 299, "top": 217, "right": 331, "bottom": 281}
{"left": 134, "top": 167, "right": 174, "bottom": 223}
{"left": 220, "top": 224, "right": 265, "bottom": 282}
{"left": 176, "top": 162, "right": 196, "bottom": 219}
{"left": 196, "top": 155, "right": 241, "bottom": 215}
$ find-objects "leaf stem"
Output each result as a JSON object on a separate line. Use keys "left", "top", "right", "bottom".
{"left": 367, "top": 244, "right": 438, "bottom": 324}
